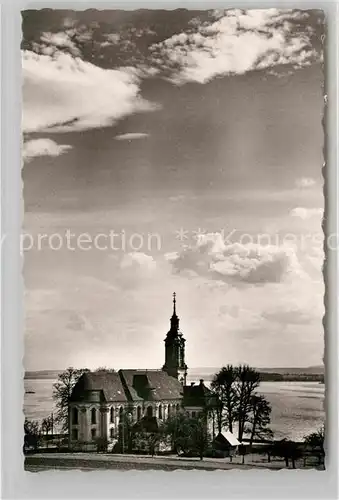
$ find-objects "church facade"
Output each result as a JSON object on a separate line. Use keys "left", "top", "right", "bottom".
{"left": 69, "top": 294, "right": 217, "bottom": 452}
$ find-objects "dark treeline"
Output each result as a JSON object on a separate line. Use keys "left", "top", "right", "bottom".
{"left": 259, "top": 373, "right": 324, "bottom": 382}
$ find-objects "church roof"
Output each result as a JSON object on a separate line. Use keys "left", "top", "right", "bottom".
{"left": 120, "top": 369, "right": 183, "bottom": 402}
{"left": 70, "top": 371, "right": 128, "bottom": 403}
{"left": 70, "top": 369, "right": 183, "bottom": 404}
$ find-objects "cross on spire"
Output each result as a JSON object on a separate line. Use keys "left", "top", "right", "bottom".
{"left": 170, "top": 292, "right": 179, "bottom": 331}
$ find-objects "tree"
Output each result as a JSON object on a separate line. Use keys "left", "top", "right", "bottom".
{"left": 238, "top": 444, "right": 247, "bottom": 464}
{"left": 270, "top": 439, "right": 303, "bottom": 468}
{"left": 191, "top": 414, "right": 209, "bottom": 460}
{"left": 94, "top": 367, "right": 116, "bottom": 373}
{"left": 163, "top": 413, "right": 209, "bottom": 459}
{"left": 118, "top": 406, "right": 135, "bottom": 453}
{"left": 163, "top": 413, "right": 192, "bottom": 456}
{"left": 24, "top": 418, "right": 41, "bottom": 452}
{"left": 304, "top": 426, "right": 325, "bottom": 465}
{"left": 211, "top": 364, "right": 261, "bottom": 442}
{"left": 235, "top": 365, "right": 261, "bottom": 442}
{"left": 211, "top": 365, "right": 237, "bottom": 433}
{"left": 247, "top": 395, "right": 273, "bottom": 447}
{"left": 53, "top": 367, "right": 89, "bottom": 432}
{"left": 41, "top": 415, "right": 54, "bottom": 436}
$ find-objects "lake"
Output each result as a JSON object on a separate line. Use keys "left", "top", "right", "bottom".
{"left": 24, "top": 378, "right": 324, "bottom": 442}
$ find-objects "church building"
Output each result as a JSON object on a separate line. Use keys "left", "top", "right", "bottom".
{"left": 69, "top": 293, "right": 217, "bottom": 452}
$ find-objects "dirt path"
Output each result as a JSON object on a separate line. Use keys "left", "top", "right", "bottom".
{"left": 25, "top": 453, "right": 283, "bottom": 472}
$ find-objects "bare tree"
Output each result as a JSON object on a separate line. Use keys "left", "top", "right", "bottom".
{"left": 53, "top": 367, "right": 89, "bottom": 432}
{"left": 247, "top": 394, "right": 273, "bottom": 447}
{"left": 235, "top": 365, "right": 261, "bottom": 442}
{"left": 211, "top": 365, "right": 237, "bottom": 433}
{"left": 41, "top": 415, "right": 54, "bottom": 435}
{"left": 211, "top": 364, "right": 261, "bottom": 442}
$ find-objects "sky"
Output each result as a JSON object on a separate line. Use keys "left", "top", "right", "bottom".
{"left": 22, "top": 9, "right": 325, "bottom": 371}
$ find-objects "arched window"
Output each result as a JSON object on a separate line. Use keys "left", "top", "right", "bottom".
{"left": 158, "top": 405, "right": 163, "bottom": 419}
{"left": 168, "top": 405, "right": 171, "bottom": 418}
{"left": 72, "top": 407, "right": 78, "bottom": 425}
{"left": 91, "top": 408, "right": 96, "bottom": 425}
{"left": 110, "top": 407, "right": 114, "bottom": 424}
{"left": 137, "top": 406, "right": 142, "bottom": 421}
{"left": 147, "top": 406, "right": 153, "bottom": 418}
{"left": 176, "top": 404, "right": 180, "bottom": 413}
{"left": 119, "top": 407, "right": 124, "bottom": 419}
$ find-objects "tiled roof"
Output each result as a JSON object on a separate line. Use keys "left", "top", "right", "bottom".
{"left": 70, "top": 369, "right": 184, "bottom": 403}
{"left": 183, "top": 380, "right": 217, "bottom": 407}
{"left": 70, "top": 372, "right": 128, "bottom": 403}
{"left": 119, "top": 369, "right": 184, "bottom": 401}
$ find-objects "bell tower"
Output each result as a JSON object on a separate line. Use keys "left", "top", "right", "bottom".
{"left": 162, "top": 293, "right": 188, "bottom": 386}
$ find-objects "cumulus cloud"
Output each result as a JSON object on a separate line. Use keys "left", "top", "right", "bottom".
{"left": 150, "top": 9, "right": 322, "bottom": 84}
{"left": 167, "top": 232, "right": 304, "bottom": 285}
{"left": 39, "top": 31, "right": 82, "bottom": 57}
{"left": 22, "top": 50, "right": 159, "bottom": 133}
{"left": 101, "top": 33, "right": 121, "bottom": 47}
{"left": 120, "top": 252, "right": 156, "bottom": 271}
{"left": 114, "top": 132, "right": 149, "bottom": 141}
{"left": 295, "top": 177, "right": 317, "bottom": 188}
{"left": 290, "top": 207, "right": 323, "bottom": 219}
{"left": 22, "top": 138, "right": 72, "bottom": 162}
{"left": 32, "top": 23, "right": 95, "bottom": 59}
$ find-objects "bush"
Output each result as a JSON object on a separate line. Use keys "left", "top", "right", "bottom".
{"left": 95, "top": 437, "right": 109, "bottom": 453}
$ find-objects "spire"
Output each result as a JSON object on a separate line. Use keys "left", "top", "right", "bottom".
{"left": 170, "top": 292, "right": 179, "bottom": 331}
{"left": 173, "top": 292, "right": 177, "bottom": 316}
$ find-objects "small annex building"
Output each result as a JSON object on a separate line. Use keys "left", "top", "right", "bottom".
{"left": 213, "top": 431, "right": 241, "bottom": 457}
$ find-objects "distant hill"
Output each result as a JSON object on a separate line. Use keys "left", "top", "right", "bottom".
{"left": 25, "top": 370, "right": 63, "bottom": 380}
{"left": 188, "top": 365, "right": 325, "bottom": 382}
{"left": 256, "top": 365, "right": 324, "bottom": 375}
{"left": 25, "top": 365, "right": 325, "bottom": 381}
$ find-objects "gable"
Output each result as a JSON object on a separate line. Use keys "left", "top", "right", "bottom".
{"left": 70, "top": 372, "right": 128, "bottom": 403}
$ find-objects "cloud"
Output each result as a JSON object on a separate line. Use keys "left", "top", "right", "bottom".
{"left": 167, "top": 232, "right": 304, "bottom": 285}
{"left": 150, "top": 9, "right": 322, "bottom": 84}
{"left": 101, "top": 33, "right": 121, "bottom": 47}
{"left": 33, "top": 23, "right": 95, "bottom": 59}
{"left": 39, "top": 31, "right": 82, "bottom": 57}
{"left": 295, "top": 177, "right": 317, "bottom": 188}
{"left": 22, "top": 138, "right": 72, "bottom": 162}
{"left": 24, "top": 232, "right": 324, "bottom": 369}
{"left": 114, "top": 132, "right": 149, "bottom": 141}
{"left": 22, "top": 50, "right": 159, "bottom": 133}
{"left": 290, "top": 207, "right": 323, "bottom": 219}
{"left": 120, "top": 252, "right": 157, "bottom": 271}
{"left": 262, "top": 307, "right": 312, "bottom": 325}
